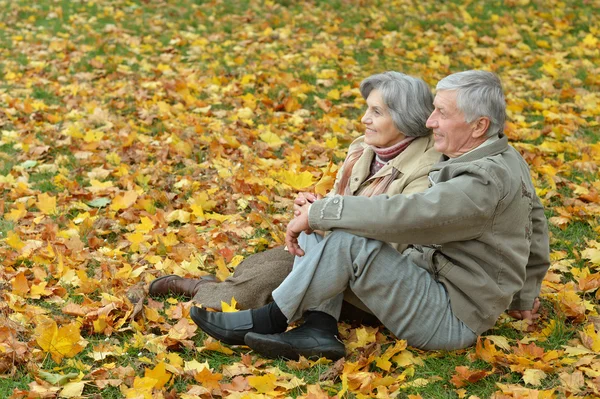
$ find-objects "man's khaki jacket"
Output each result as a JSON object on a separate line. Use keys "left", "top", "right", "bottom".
{"left": 309, "top": 135, "right": 550, "bottom": 335}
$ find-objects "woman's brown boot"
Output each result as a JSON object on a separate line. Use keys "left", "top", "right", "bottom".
{"left": 149, "top": 275, "right": 218, "bottom": 298}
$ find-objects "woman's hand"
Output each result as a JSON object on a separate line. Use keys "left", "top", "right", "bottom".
{"left": 294, "top": 192, "right": 322, "bottom": 216}
{"left": 285, "top": 202, "right": 312, "bottom": 257}
{"left": 507, "top": 297, "right": 541, "bottom": 321}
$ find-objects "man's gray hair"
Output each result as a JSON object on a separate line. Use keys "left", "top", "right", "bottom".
{"left": 436, "top": 70, "right": 506, "bottom": 137}
{"left": 360, "top": 71, "right": 433, "bottom": 138}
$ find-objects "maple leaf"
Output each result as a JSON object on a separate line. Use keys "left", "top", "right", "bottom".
{"left": 260, "top": 131, "right": 285, "bottom": 148}
{"left": 6, "top": 230, "right": 26, "bottom": 250}
{"left": 450, "top": 366, "right": 489, "bottom": 388}
{"left": 278, "top": 170, "right": 316, "bottom": 190}
{"left": 193, "top": 367, "right": 223, "bottom": 390}
{"left": 314, "top": 161, "right": 338, "bottom": 196}
{"left": 34, "top": 316, "right": 88, "bottom": 364}
{"left": 198, "top": 337, "right": 234, "bottom": 355}
{"left": 247, "top": 374, "right": 279, "bottom": 395}
{"left": 122, "top": 376, "right": 158, "bottom": 399}
{"left": 109, "top": 190, "right": 139, "bottom": 212}
{"left": 36, "top": 193, "right": 57, "bottom": 215}
{"left": 11, "top": 271, "right": 30, "bottom": 296}
{"left": 522, "top": 368, "right": 547, "bottom": 386}
{"left": 145, "top": 362, "right": 172, "bottom": 389}
{"left": 221, "top": 297, "right": 239, "bottom": 313}
{"left": 578, "top": 323, "right": 600, "bottom": 352}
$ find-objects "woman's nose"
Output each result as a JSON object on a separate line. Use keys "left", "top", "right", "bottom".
{"left": 361, "top": 113, "right": 370, "bottom": 124}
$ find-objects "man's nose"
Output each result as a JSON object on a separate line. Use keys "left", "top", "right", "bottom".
{"left": 426, "top": 115, "right": 436, "bottom": 128}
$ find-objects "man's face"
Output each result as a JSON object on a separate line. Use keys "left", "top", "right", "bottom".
{"left": 426, "top": 90, "right": 485, "bottom": 158}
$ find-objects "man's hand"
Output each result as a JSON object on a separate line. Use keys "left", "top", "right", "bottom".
{"left": 294, "top": 192, "right": 322, "bottom": 216}
{"left": 507, "top": 297, "right": 541, "bottom": 321}
{"left": 285, "top": 203, "right": 312, "bottom": 257}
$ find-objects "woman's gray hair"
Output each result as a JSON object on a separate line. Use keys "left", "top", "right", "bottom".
{"left": 436, "top": 70, "right": 506, "bottom": 137}
{"left": 359, "top": 71, "right": 433, "bottom": 138}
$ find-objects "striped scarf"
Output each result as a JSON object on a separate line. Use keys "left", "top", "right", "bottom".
{"left": 336, "top": 137, "right": 415, "bottom": 197}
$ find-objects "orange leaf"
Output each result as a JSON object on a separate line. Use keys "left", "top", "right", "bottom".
{"left": 193, "top": 367, "right": 223, "bottom": 390}
{"left": 12, "top": 271, "right": 29, "bottom": 296}
{"left": 450, "top": 366, "right": 489, "bottom": 388}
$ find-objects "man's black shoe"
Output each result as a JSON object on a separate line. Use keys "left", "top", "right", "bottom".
{"left": 190, "top": 307, "right": 255, "bottom": 345}
{"left": 244, "top": 324, "right": 346, "bottom": 360}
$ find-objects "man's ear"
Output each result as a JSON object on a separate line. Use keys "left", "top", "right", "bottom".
{"left": 472, "top": 117, "right": 491, "bottom": 139}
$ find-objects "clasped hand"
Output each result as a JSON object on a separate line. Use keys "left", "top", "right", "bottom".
{"left": 285, "top": 192, "right": 321, "bottom": 257}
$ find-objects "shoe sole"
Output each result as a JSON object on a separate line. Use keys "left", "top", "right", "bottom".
{"left": 244, "top": 333, "right": 345, "bottom": 361}
{"left": 189, "top": 307, "right": 246, "bottom": 346}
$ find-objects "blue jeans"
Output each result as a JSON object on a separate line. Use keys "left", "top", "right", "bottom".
{"left": 273, "top": 231, "right": 477, "bottom": 350}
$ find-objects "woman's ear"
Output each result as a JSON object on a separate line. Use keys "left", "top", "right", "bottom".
{"left": 472, "top": 117, "right": 491, "bottom": 139}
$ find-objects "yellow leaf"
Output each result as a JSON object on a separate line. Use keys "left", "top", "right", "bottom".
{"left": 145, "top": 362, "right": 171, "bottom": 389}
{"left": 325, "top": 136, "right": 338, "bottom": 149}
{"left": 583, "top": 33, "right": 598, "bottom": 48}
{"left": 37, "top": 193, "right": 57, "bottom": 215}
{"left": 35, "top": 317, "right": 87, "bottom": 364}
{"left": 136, "top": 216, "right": 155, "bottom": 234}
{"left": 247, "top": 374, "right": 278, "bottom": 395}
{"left": 125, "top": 232, "right": 148, "bottom": 252}
{"left": 110, "top": 190, "right": 139, "bottom": 211}
{"left": 30, "top": 281, "right": 52, "bottom": 298}
{"left": 581, "top": 246, "right": 600, "bottom": 265}
{"left": 122, "top": 376, "right": 157, "bottom": 399}
{"left": 106, "top": 152, "right": 121, "bottom": 165}
{"left": 59, "top": 381, "right": 86, "bottom": 398}
{"left": 327, "top": 89, "right": 340, "bottom": 100}
{"left": 190, "top": 203, "right": 205, "bottom": 221}
{"left": 278, "top": 170, "right": 315, "bottom": 190}
{"left": 215, "top": 256, "right": 231, "bottom": 281}
{"left": 346, "top": 326, "right": 377, "bottom": 351}
{"left": 221, "top": 297, "right": 239, "bottom": 313}
{"left": 6, "top": 231, "right": 25, "bottom": 250}
{"left": 260, "top": 131, "right": 284, "bottom": 147}
{"left": 522, "top": 369, "right": 547, "bottom": 386}
{"left": 184, "top": 359, "right": 211, "bottom": 374}
{"left": 314, "top": 162, "right": 338, "bottom": 196}
{"left": 580, "top": 323, "right": 600, "bottom": 352}
{"left": 5, "top": 202, "right": 27, "bottom": 222}
{"left": 83, "top": 129, "right": 104, "bottom": 143}
{"left": 166, "top": 209, "right": 191, "bottom": 223}
{"left": 88, "top": 179, "right": 114, "bottom": 191}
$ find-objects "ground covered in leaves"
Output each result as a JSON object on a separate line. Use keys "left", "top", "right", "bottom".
{"left": 0, "top": 0, "right": 599, "bottom": 398}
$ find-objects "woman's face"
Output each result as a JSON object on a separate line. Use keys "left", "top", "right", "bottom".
{"left": 361, "top": 89, "right": 405, "bottom": 148}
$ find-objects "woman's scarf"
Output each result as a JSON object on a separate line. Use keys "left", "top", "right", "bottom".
{"left": 335, "top": 137, "right": 415, "bottom": 197}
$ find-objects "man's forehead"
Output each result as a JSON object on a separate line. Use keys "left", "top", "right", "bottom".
{"left": 433, "top": 90, "right": 458, "bottom": 107}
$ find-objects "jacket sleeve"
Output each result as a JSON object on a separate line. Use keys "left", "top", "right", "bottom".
{"left": 308, "top": 169, "right": 501, "bottom": 245}
{"left": 508, "top": 195, "right": 550, "bottom": 310}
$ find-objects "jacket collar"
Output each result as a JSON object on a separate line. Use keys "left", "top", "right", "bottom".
{"left": 434, "top": 134, "right": 508, "bottom": 168}
{"left": 360, "top": 135, "right": 432, "bottom": 178}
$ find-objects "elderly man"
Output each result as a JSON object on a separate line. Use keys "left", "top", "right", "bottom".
{"left": 191, "top": 70, "right": 550, "bottom": 360}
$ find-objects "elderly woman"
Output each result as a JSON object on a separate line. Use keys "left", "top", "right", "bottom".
{"left": 149, "top": 71, "right": 439, "bottom": 320}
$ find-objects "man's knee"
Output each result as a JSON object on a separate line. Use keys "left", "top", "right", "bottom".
{"left": 325, "top": 230, "right": 362, "bottom": 245}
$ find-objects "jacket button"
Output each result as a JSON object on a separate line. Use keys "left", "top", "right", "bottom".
{"left": 354, "top": 177, "right": 359, "bottom": 181}
{"left": 333, "top": 199, "right": 339, "bottom": 204}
